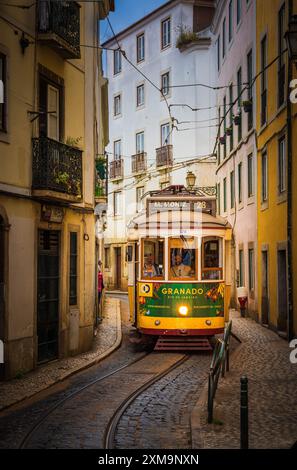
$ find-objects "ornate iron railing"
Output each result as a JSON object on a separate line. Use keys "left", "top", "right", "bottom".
{"left": 156, "top": 145, "right": 173, "bottom": 168}
{"left": 38, "top": 1, "right": 80, "bottom": 59}
{"left": 132, "top": 152, "right": 147, "bottom": 174}
{"left": 32, "top": 137, "right": 83, "bottom": 198}
{"left": 109, "top": 159, "right": 124, "bottom": 180}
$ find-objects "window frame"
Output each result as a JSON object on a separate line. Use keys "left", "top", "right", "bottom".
{"left": 168, "top": 237, "right": 198, "bottom": 282}
{"left": 113, "top": 139, "right": 122, "bottom": 160}
{"left": 136, "top": 131, "right": 145, "bottom": 154}
{"left": 142, "top": 238, "right": 165, "bottom": 281}
{"left": 161, "top": 71, "right": 170, "bottom": 96}
{"left": 114, "top": 191, "right": 122, "bottom": 216}
{"left": 161, "top": 17, "right": 171, "bottom": 50}
{"left": 261, "top": 151, "right": 268, "bottom": 203}
{"left": 161, "top": 122, "right": 171, "bottom": 146}
{"left": 137, "top": 33, "right": 145, "bottom": 63}
{"left": 113, "top": 49, "right": 122, "bottom": 75}
{"left": 69, "top": 231, "right": 78, "bottom": 307}
{"left": 0, "top": 52, "right": 7, "bottom": 134}
{"left": 136, "top": 83, "right": 145, "bottom": 107}
{"left": 114, "top": 93, "right": 122, "bottom": 117}
{"left": 278, "top": 136, "right": 286, "bottom": 194}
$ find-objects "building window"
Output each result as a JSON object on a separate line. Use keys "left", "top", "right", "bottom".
{"left": 247, "top": 49, "right": 253, "bottom": 130}
{"left": 136, "top": 131, "right": 144, "bottom": 153}
{"left": 278, "top": 4, "right": 286, "bottom": 107}
{"left": 114, "top": 49, "right": 122, "bottom": 75}
{"left": 261, "top": 36, "right": 267, "bottom": 126}
{"left": 278, "top": 136, "right": 286, "bottom": 193}
{"left": 217, "top": 182, "right": 221, "bottom": 215}
{"left": 161, "top": 71, "right": 170, "bottom": 96}
{"left": 39, "top": 68, "right": 64, "bottom": 141}
{"left": 137, "top": 33, "right": 145, "bottom": 62}
{"left": 222, "top": 18, "right": 226, "bottom": 59}
{"left": 218, "top": 108, "right": 221, "bottom": 165}
{"left": 161, "top": 122, "right": 170, "bottom": 146}
{"left": 261, "top": 151, "right": 268, "bottom": 203}
{"left": 104, "top": 247, "right": 111, "bottom": 269}
{"left": 248, "top": 248, "right": 254, "bottom": 291}
{"left": 136, "top": 186, "right": 144, "bottom": 212}
{"left": 0, "top": 53, "right": 7, "bottom": 132}
{"left": 237, "top": 0, "right": 242, "bottom": 24}
{"left": 136, "top": 84, "right": 144, "bottom": 107}
{"left": 229, "top": 83, "right": 234, "bottom": 151}
{"left": 230, "top": 171, "right": 235, "bottom": 209}
{"left": 69, "top": 232, "right": 78, "bottom": 306}
{"left": 223, "top": 177, "right": 227, "bottom": 212}
{"left": 247, "top": 153, "right": 254, "bottom": 198}
{"left": 114, "top": 140, "right": 121, "bottom": 160}
{"left": 114, "top": 191, "right": 122, "bottom": 216}
{"left": 229, "top": 0, "right": 233, "bottom": 43}
{"left": 161, "top": 17, "right": 171, "bottom": 49}
{"left": 238, "top": 162, "right": 242, "bottom": 203}
{"left": 217, "top": 35, "right": 221, "bottom": 71}
{"left": 239, "top": 249, "right": 244, "bottom": 287}
{"left": 114, "top": 94, "right": 121, "bottom": 116}
{"left": 237, "top": 67, "right": 242, "bottom": 141}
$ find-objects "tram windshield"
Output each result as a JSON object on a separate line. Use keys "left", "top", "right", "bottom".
{"left": 169, "top": 238, "right": 197, "bottom": 279}
{"left": 142, "top": 239, "right": 164, "bottom": 279}
{"left": 202, "top": 237, "right": 223, "bottom": 280}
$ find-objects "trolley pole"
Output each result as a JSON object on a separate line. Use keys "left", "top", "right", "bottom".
{"left": 240, "top": 376, "right": 249, "bottom": 449}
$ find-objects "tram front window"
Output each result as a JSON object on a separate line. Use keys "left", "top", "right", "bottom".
{"left": 142, "top": 239, "right": 164, "bottom": 279}
{"left": 169, "top": 238, "right": 197, "bottom": 279}
{"left": 202, "top": 238, "right": 223, "bottom": 280}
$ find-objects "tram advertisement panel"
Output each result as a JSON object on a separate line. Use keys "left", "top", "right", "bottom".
{"left": 138, "top": 282, "right": 225, "bottom": 318}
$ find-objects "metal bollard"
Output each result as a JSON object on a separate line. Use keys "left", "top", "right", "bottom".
{"left": 240, "top": 376, "right": 248, "bottom": 449}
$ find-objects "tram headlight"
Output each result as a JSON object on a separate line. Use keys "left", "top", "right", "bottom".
{"left": 155, "top": 320, "right": 161, "bottom": 326}
{"left": 178, "top": 305, "right": 189, "bottom": 316}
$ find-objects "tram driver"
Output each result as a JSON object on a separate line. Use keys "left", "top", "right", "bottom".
{"left": 170, "top": 253, "right": 192, "bottom": 278}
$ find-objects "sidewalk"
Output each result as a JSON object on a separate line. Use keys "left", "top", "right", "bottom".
{"left": 0, "top": 297, "right": 122, "bottom": 412}
{"left": 191, "top": 310, "right": 297, "bottom": 449}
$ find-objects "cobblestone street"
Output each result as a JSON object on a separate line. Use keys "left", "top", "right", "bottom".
{"left": 192, "top": 310, "right": 297, "bottom": 449}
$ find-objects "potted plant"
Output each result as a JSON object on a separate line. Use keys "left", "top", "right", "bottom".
{"left": 242, "top": 100, "right": 252, "bottom": 113}
{"left": 226, "top": 127, "right": 233, "bottom": 136}
{"left": 176, "top": 25, "right": 198, "bottom": 49}
{"left": 219, "top": 136, "right": 226, "bottom": 145}
{"left": 234, "top": 114, "right": 241, "bottom": 126}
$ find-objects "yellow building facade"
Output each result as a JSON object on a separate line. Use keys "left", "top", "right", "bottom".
{"left": 256, "top": 0, "right": 296, "bottom": 338}
{"left": 0, "top": 1, "right": 113, "bottom": 379}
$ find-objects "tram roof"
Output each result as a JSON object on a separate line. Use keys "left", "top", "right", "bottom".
{"left": 127, "top": 210, "right": 232, "bottom": 238}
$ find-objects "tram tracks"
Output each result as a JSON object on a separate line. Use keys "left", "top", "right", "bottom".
{"left": 104, "top": 355, "right": 190, "bottom": 449}
{"left": 18, "top": 351, "right": 190, "bottom": 449}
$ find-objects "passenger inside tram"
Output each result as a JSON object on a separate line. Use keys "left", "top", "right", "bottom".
{"left": 143, "top": 239, "right": 164, "bottom": 279}
{"left": 202, "top": 238, "right": 223, "bottom": 280}
{"left": 170, "top": 238, "right": 196, "bottom": 279}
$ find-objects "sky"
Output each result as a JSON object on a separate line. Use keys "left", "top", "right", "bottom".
{"left": 100, "top": 0, "right": 169, "bottom": 43}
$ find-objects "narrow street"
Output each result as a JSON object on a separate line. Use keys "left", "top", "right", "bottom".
{"left": 0, "top": 298, "right": 218, "bottom": 449}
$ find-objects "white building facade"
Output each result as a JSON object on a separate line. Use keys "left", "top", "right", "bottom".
{"left": 102, "top": 0, "right": 218, "bottom": 290}
{"left": 212, "top": 0, "right": 258, "bottom": 316}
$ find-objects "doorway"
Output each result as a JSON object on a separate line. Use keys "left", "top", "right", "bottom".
{"left": 0, "top": 216, "right": 5, "bottom": 380}
{"left": 261, "top": 250, "right": 269, "bottom": 325}
{"left": 277, "top": 249, "right": 288, "bottom": 334}
{"left": 37, "top": 230, "right": 60, "bottom": 363}
{"left": 114, "top": 247, "right": 121, "bottom": 290}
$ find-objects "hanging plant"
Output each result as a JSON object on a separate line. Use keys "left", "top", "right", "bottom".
{"left": 242, "top": 100, "right": 252, "bottom": 113}
{"left": 219, "top": 136, "right": 226, "bottom": 145}
{"left": 226, "top": 127, "right": 233, "bottom": 136}
{"left": 234, "top": 115, "right": 241, "bottom": 126}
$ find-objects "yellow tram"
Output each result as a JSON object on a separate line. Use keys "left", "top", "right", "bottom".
{"left": 127, "top": 186, "right": 232, "bottom": 347}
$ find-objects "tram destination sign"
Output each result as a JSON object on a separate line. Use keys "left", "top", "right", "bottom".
{"left": 147, "top": 199, "right": 215, "bottom": 215}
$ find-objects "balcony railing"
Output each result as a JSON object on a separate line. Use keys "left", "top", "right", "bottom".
{"left": 32, "top": 137, "right": 83, "bottom": 201}
{"left": 37, "top": 1, "right": 81, "bottom": 59}
{"left": 156, "top": 145, "right": 173, "bottom": 168}
{"left": 132, "top": 152, "right": 147, "bottom": 174}
{"left": 109, "top": 159, "right": 124, "bottom": 180}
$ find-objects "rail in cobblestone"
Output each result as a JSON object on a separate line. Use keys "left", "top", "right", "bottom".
{"left": 207, "top": 321, "right": 232, "bottom": 424}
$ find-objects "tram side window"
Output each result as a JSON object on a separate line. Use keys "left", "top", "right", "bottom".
{"left": 169, "top": 238, "right": 197, "bottom": 279}
{"left": 142, "top": 239, "right": 164, "bottom": 279}
{"left": 202, "top": 238, "right": 223, "bottom": 280}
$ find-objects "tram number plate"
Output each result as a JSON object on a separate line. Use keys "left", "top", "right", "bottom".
{"left": 139, "top": 282, "right": 153, "bottom": 297}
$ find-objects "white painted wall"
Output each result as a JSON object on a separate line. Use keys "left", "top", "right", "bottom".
{"left": 212, "top": 0, "right": 258, "bottom": 315}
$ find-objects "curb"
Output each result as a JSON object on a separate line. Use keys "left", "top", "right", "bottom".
{"left": 190, "top": 326, "right": 244, "bottom": 449}
{"left": 0, "top": 300, "right": 122, "bottom": 414}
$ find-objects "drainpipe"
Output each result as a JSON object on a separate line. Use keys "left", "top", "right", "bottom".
{"left": 287, "top": 0, "right": 294, "bottom": 340}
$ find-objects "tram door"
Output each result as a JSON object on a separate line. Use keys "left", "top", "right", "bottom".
{"left": 0, "top": 216, "right": 5, "bottom": 380}
{"left": 37, "top": 230, "right": 60, "bottom": 363}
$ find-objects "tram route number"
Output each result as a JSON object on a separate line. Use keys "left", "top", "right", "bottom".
{"left": 138, "top": 282, "right": 153, "bottom": 297}
{"left": 98, "top": 454, "right": 199, "bottom": 467}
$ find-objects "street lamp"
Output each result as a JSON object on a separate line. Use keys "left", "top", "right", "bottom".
{"left": 186, "top": 171, "right": 196, "bottom": 190}
{"left": 285, "top": 15, "right": 297, "bottom": 63}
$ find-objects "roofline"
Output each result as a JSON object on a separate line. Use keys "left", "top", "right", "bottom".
{"left": 101, "top": 0, "right": 178, "bottom": 47}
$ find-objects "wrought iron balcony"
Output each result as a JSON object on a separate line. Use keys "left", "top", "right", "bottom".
{"left": 32, "top": 137, "right": 83, "bottom": 202}
{"left": 132, "top": 152, "right": 147, "bottom": 174}
{"left": 37, "top": 1, "right": 81, "bottom": 59}
{"left": 109, "top": 159, "right": 124, "bottom": 180}
{"left": 156, "top": 145, "right": 173, "bottom": 168}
